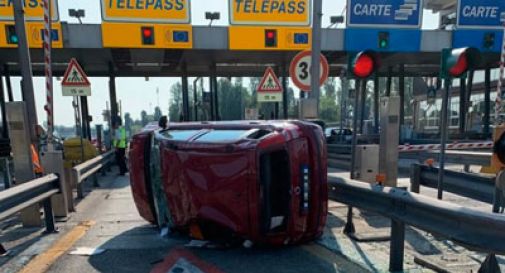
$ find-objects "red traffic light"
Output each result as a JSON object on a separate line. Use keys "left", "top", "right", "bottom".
{"left": 141, "top": 26, "right": 155, "bottom": 45}
{"left": 265, "top": 29, "right": 277, "bottom": 48}
{"left": 142, "top": 28, "right": 153, "bottom": 38}
{"left": 353, "top": 53, "right": 375, "bottom": 79}
{"left": 448, "top": 52, "right": 468, "bottom": 77}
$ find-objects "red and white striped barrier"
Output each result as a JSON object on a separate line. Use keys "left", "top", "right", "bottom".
{"left": 43, "top": 0, "right": 53, "bottom": 145}
{"left": 398, "top": 142, "right": 493, "bottom": 152}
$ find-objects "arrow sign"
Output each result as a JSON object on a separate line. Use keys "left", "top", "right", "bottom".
{"left": 257, "top": 67, "right": 283, "bottom": 102}
{"left": 61, "top": 58, "right": 91, "bottom": 96}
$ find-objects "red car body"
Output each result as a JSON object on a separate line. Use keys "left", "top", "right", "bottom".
{"left": 129, "top": 121, "right": 328, "bottom": 245}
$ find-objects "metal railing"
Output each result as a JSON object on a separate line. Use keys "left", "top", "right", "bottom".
{"left": 410, "top": 164, "right": 503, "bottom": 211}
{"left": 0, "top": 174, "right": 60, "bottom": 233}
{"left": 329, "top": 176, "right": 505, "bottom": 272}
{"left": 71, "top": 151, "right": 114, "bottom": 199}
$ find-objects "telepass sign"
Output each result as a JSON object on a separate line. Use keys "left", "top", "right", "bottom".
{"left": 0, "top": 0, "right": 59, "bottom": 21}
{"left": 230, "top": 0, "right": 310, "bottom": 26}
{"left": 101, "top": 0, "right": 190, "bottom": 23}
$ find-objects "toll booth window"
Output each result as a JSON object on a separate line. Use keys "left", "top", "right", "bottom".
{"left": 194, "top": 130, "right": 250, "bottom": 143}
{"left": 163, "top": 130, "right": 200, "bottom": 141}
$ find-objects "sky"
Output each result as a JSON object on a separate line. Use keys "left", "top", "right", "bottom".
{"left": 7, "top": 0, "right": 442, "bottom": 127}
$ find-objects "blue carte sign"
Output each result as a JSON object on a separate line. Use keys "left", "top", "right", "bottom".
{"left": 457, "top": 0, "right": 505, "bottom": 29}
{"left": 347, "top": 0, "right": 423, "bottom": 28}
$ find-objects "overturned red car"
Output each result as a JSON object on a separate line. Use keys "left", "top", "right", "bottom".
{"left": 129, "top": 121, "right": 328, "bottom": 246}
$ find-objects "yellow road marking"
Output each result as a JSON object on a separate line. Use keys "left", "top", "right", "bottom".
{"left": 18, "top": 220, "right": 96, "bottom": 273}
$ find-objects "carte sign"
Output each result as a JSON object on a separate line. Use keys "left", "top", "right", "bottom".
{"left": 101, "top": 0, "right": 190, "bottom": 23}
{"left": 230, "top": 0, "right": 310, "bottom": 26}
{"left": 257, "top": 67, "right": 283, "bottom": 102}
{"left": 347, "top": 0, "right": 423, "bottom": 28}
{"left": 0, "top": 0, "right": 59, "bottom": 21}
{"left": 457, "top": 0, "right": 505, "bottom": 29}
{"left": 290, "top": 51, "right": 329, "bottom": 92}
{"left": 61, "top": 59, "right": 91, "bottom": 97}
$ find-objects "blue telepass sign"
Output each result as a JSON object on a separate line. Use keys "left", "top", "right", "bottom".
{"left": 347, "top": 0, "right": 423, "bottom": 28}
{"left": 457, "top": 0, "right": 505, "bottom": 29}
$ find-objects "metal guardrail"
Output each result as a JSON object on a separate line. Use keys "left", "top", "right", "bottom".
{"left": 0, "top": 174, "right": 60, "bottom": 233}
{"left": 329, "top": 176, "right": 505, "bottom": 272}
{"left": 71, "top": 151, "right": 114, "bottom": 199}
{"left": 410, "top": 164, "right": 501, "bottom": 208}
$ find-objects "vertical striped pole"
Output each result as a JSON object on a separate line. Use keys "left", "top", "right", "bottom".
{"left": 43, "top": 0, "right": 53, "bottom": 147}
{"left": 496, "top": 21, "right": 505, "bottom": 126}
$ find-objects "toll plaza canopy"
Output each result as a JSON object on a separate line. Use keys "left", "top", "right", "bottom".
{"left": 0, "top": 25, "right": 500, "bottom": 78}
{"left": 0, "top": 0, "right": 501, "bottom": 77}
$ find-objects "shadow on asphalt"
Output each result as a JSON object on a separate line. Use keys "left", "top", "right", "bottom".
{"left": 87, "top": 225, "right": 345, "bottom": 273}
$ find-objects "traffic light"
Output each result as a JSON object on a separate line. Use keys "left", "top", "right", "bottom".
{"left": 483, "top": 32, "right": 495, "bottom": 50}
{"left": 173, "top": 31, "right": 189, "bottom": 43}
{"left": 378, "top": 31, "right": 389, "bottom": 49}
{"left": 265, "top": 29, "right": 277, "bottom": 48}
{"left": 5, "top": 25, "right": 18, "bottom": 44}
{"left": 141, "top": 26, "right": 155, "bottom": 45}
{"left": 348, "top": 51, "right": 379, "bottom": 79}
{"left": 440, "top": 47, "right": 479, "bottom": 79}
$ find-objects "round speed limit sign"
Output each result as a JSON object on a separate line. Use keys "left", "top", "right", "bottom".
{"left": 289, "top": 51, "right": 329, "bottom": 92}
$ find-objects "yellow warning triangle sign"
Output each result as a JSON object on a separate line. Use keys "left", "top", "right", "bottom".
{"left": 61, "top": 58, "right": 91, "bottom": 87}
{"left": 257, "top": 67, "right": 283, "bottom": 93}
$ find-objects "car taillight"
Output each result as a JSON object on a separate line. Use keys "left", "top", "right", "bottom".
{"left": 301, "top": 165, "right": 310, "bottom": 214}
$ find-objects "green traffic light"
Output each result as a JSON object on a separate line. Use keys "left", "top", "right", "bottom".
{"left": 5, "top": 25, "right": 18, "bottom": 45}
{"left": 378, "top": 31, "right": 389, "bottom": 49}
{"left": 379, "top": 39, "right": 388, "bottom": 48}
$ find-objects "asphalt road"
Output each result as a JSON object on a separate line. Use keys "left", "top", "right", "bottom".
{"left": 10, "top": 171, "right": 367, "bottom": 273}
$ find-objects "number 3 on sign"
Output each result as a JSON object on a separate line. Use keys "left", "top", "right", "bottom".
{"left": 290, "top": 51, "right": 329, "bottom": 92}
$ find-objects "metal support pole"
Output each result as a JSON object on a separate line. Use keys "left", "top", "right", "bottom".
{"left": 193, "top": 77, "right": 200, "bottom": 121}
{"left": 389, "top": 219, "right": 405, "bottom": 272}
{"left": 13, "top": 0, "right": 38, "bottom": 144}
{"left": 213, "top": 74, "right": 219, "bottom": 121}
{"left": 181, "top": 73, "right": 190, "bottom": 122}
{"left": 467, "top": 70, "right": 474, "bottom": 117}
{"left": 399, "top": 65, "right": 405, "bottom": 139}
{"left": 459, "top": 77, "right": 467, "bottom": 135}
{"left": 3, "top": 65, "right": 13, "bottom": 102}
{"left": 360, "top": 79, "right": 367, "bottom": 134}
{"left": 309, "top": 0, "right": 323, "bottom": 116}
{"left": 282, "top": 65, "right": 288, "bottom": 119}
{"left": 340, "top": 72, "right": 348, "bottom": 139}
{"left": 42, "top": 198, "right": 56, "bottom": 233}
{"left": 484, "top": 68, "right": 491, "bottom": 136}
{"left": 0, "top": 74, "right": 8, "bottom": 139}
{"left": 80, "top": 96, "right": 91, "bottom": 140}
{"left": 373, "top": 75, "right": 380, "bottom": 134}
{"left": 209, "top": 76, "right": 215, "bottom": 121}
{"left": 386, "top": 66, "right": 393, "bottom": 97}
{"left": 410, "top": 164, "right": 421, "bottom": 193}
{"left": 343, "top": 206, "right": 355, "bottom": 234}
{"left": 108, "top": 63, "right": 118, "bottom": 122}
{"left": 350, "top": 80, "right": 362, "bottom": 179}
{"left": 438, "top": 79, "right": 451, "bottom": 200}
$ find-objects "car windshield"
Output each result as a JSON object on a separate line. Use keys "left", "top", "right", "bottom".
{"left": 194, "top": 130, "right": 250, "bottom": 143}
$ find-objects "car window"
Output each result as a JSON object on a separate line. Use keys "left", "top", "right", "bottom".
{"left": 194, "top": 130, "right": 250, "bottom": 142}
{"left": 163, "top": 130, "right": 200, "bottom": 141}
